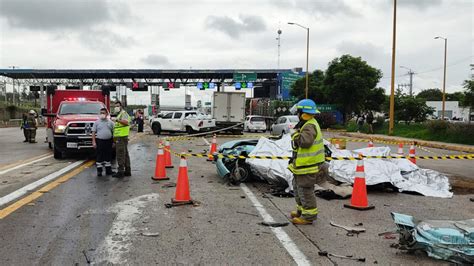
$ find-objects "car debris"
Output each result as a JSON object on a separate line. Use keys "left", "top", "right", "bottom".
{"left": 259, "top": 221, "right": 289, "bottom": 227}
{"left": 318, "top": 251, "right": 366, "bottom": 262}
{"left": 330, "top": 221, "right": 366, "bottom": 236}
{"left": 391, "top": 212, "right": 474, "bottom": 264}
{"left": 139, "top": 232, "right": 160, "bottom": 237}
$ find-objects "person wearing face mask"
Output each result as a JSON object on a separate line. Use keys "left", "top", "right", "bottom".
{"left": 112, "top": 101, "right": 131, "bottom": 178}
{"left": 288, "top": 99, "right": 326, "bottom": 225}
{"left": 92, "top": 108, "right": 115, "bottom": 176}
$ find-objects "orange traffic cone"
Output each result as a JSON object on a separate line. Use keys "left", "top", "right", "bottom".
{"left": 335, "top": 139, "right": 341, "bottom": 149}
{"left": 408, "top": 144, "right": 416, "bottom": 164}
{"left": 397, "top": 143, "right": 404, "bottom": 155}
{"left": 152, "top": 144, "right": 169, "bottom": 181}
{"left": 207, "top": 134, "right": 218, "bottom": 161}
{"left": 171, "top": 156, "right": 193, "bottom": 205}
{"left": 368, "top": 139, "right": 374, "bottom": 148}
{"left": 344, "top": 158, "right": 375, "bottom": 211}
{"left": 164, "top": 140, "right": 174, "bottom": 168}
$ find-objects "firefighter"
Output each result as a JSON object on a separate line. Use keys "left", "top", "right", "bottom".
{"left": 112, "top": 101, "right": 131, "bottom": 178}
{"left": 92, "top": 108, "right": 115, "bottom": 176}
{"left": 20, "top": 112, "right": 29, "bottom": 142}
{"left": 26, "top": 110, "right": 38, "bottom": 143}
{"left": 288, "top": 99, "right": 325, "bottom": 225}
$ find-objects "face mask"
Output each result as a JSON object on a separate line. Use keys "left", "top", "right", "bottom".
{"left": 301, "top": 113, "right": 313, "bottom": 121}
{"left": 100, "top": 114, "right": 107, "bottom": 119}
{"left": 114, "top": 107, "right": 121, "bottom": 113}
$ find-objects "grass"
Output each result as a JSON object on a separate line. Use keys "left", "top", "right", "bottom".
{"left": 346, "top": 121, "right": 474, "bottom": 145}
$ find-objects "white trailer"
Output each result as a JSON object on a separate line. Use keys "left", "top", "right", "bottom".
{"left": 212, "top": 91, "right": 246, "bottom": 134}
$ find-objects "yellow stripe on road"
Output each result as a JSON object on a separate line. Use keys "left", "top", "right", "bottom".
{"left": 0, "top": 160, "right": 94, "bottom": 219}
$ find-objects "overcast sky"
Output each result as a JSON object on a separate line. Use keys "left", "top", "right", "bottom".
{"left": 0, "top": 0, "right": 472, "bottom": 105}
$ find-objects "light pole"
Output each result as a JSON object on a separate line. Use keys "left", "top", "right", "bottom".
{"left": 8, "top": 66, "right": 18, "bottom": 105}
{"left": 288, "top": 22, "right": 310, "bottom": 99}
{"left": 434, "top": 36, "right": 447, "bottom": 120}
{"left": 389, "top": 0, "right": 397, "bottom": 135}
{"left": 400, "top": 66, "right": 415, "bottom": 96}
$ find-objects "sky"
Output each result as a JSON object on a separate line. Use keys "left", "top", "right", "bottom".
{"left": 0, "top": 0, "right": 472, "bottom": 105}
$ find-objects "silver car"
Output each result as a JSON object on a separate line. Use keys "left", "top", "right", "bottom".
{"left": 270, "top": 115, "right": 299, "bottom": 135}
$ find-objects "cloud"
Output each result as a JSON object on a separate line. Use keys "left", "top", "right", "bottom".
{"left": 0, "top": 0, "right": 130, "bottom": 30}
{"left": 376, "top": 0, "right": 443, "bottom": 10}
{"left": 141, "top": 54, "right": 171, "bottom": 67}
{"left": 80, "top": 29, "right": 135, "bottom": 52}
{"left": 205, "top": 15, "right": 266, "bottom": 38}
{"left": 271, "top": 0, "right": 359, "bottom": 17}
{"left": 336, "top": 41, "right": 388, "bottom": 64}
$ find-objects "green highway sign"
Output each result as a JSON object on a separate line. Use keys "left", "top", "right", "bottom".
{"left": 317, "top": 104, "right": 337, "bottom": 112}
{"left": 233, "top": 72, "right": 257, "bottom": 82}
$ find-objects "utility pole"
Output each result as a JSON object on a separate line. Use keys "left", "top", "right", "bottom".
{"left": 434, "top": 36, "right": 447, "bottom": 119}
{"left": 400, "top": 66, "right": 415, "bottom": 96}
{"left": 389, "top": 0, "right": 397, "bottom": 135}
{"left": 8, "top": 66, "right": 18, "bottom": 105}
{"left": 276, "top": 28, "right": 282, "bottom": 69}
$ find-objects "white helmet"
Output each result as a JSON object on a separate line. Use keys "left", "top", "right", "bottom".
{"left": 29, "top": 110, "right": 36, "bottom": 115}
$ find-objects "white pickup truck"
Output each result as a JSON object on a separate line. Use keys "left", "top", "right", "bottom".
{"left": 150, "top": 111, "right": 216, "bottom": 134}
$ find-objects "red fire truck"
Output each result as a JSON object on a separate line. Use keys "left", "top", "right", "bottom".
{"left": 43, "top": 87, "right": 111, "bottom": 159}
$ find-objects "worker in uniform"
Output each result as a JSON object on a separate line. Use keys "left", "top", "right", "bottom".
{"left": 288, "top": 99, "right": 325, "bottom": 225}
{"left": 20, "top": 112, "right": 29, "bottom": 142}
{"left": 112, "top": 101, "right": 131, "bottom": 178}
{"left": 92, "top": 108, "right": 115, "bottom": 177}
{"left": 26, "top": 110, "right": 38, "bottom": 143}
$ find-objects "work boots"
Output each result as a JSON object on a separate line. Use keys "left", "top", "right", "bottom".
{"left": 291, "top": 217, "right": 314, "bottom": 225}
{"left": 105, "top": 166, "right": 113, "bottom": 176}
{"left": 290, "top": 210, "right": 301, "bottom": 218}
{"left": 112, "top": 172, "right": 124, "bottom": 178}
{"left": 124, "top": 168, "right": 131, "bottom": 177}
{"left": 97, "top": 168, "right": 103, "bottom": 177}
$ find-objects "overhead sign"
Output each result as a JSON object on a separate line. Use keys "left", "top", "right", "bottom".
{"left": 234, "top": 82, "right": 253, "bottom": 90}
{"left": 127, "top": 82, "right": 148, "bottom": 91}
{"left": 280, "top": 71, "right": 303, "bottom": 100}
{"left": 197, "top": 82, "right": 215, "bottom": 90}
{"left": 233, "top": 72, "right": 257, "bottom": 82}
{"left": 317, "top": 104, "right": 338, "bottom": 112}
{"left": 162, "top": 82, "right": 181, "bottom": 90}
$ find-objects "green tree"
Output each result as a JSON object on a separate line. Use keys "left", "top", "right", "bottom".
{"left": 290, "top": 70, "right": 326, "bottom": 103}
{"left": 416, "top": 88, "right": 442, "bottom": 101}
{"left": 323, "top": 55, "right": 382, "bottom": 122}
{"left": 462, "top": 79, "right": 474, "bottom": 109}
{"left": 446, "top": 91, "right": 465, "bottom": 102}
{"left": 394, "top": 93, "right": 434, "bottom": 124}
{"left": 364, "top": 87, "right": 386, "bottom": 112}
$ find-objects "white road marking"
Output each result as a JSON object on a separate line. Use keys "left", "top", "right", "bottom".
{"left": 202, "top": 137, "right": 210, "bottom": 146}
{"left": 240, "top": 184, "right": 311, "bottom": 266}
{"left": 0, "top": 154, "right": 53, "bottom": 175}
{"left": 92, "top": 193, "right": 160, "bottom": 265}
{"left": 0, "top": 160, "right": 84, "bottom": 207}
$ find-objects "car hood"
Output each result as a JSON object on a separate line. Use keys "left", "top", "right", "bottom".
{"left": 56, "top": 114, "right": 99, "bottom": 122}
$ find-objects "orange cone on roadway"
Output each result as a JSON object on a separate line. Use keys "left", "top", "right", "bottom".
{"left": 344, "top": 158, "right": 375, "bottom": 211}
{"left": 207, "top": 134, "right": 218, "bottom": 161}
{"left": 397, "top": 143, "right": 404, "bottom": 155}
{"left": 409, "top": 144, "right": 416, "bottom": 164}
{"left": 171, "top": 156, "right": 193, "bottom": 205}
{"left": 152, "top": 143, "right": 169, "bottom": 181}
{"left": 164, "top": 140, "right": 174, "bottom": 168}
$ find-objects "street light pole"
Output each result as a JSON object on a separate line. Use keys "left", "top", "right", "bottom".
{"left": 400, "top": 66, "right": 415, "bottom": 96}
{"left": 435, "top": 36, "right": 447, "bottom": 120}
{"left": 288, "top": 22, "right": 310, "bottom": 99}
{"left": 389, "top": 0, "right": 397, "bottom": 135}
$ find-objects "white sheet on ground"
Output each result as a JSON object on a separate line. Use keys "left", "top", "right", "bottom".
{"left": 247, "top": 136, "right": 453, "bottom": 198}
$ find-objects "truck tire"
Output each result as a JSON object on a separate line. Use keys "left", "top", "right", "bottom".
{"left": 53, "top": 145, "right": 63, "bottom": 159}
{"left": 185, "top": 126, "right": 194, "bottom": 134}
{"left": 152, "top": 123, "right": 161, "bottom": 135}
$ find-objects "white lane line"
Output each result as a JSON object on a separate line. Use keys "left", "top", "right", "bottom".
{"left": 202, "top": 137, "right": 210, "bottom": 146}
{"left": 0, "top": 160, "right": 85, "bottom": 207}
{"left": 92, "top": 193, "right": 160, "bottom": 265}
{"left": 0, "top": 154, "right": 53, "bottom": 175}
{"left": 240, "top": 183, "right": 311, "bottom": 266}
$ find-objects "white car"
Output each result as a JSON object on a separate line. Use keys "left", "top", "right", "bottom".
{"left": 151, "top": 111, "right": 215, "bottom": 134}
{"left": 270, "top": 115, "right": 299, "bottom": 135}
{"left": 244, "top": 115, "right": 267, "bottom": 132}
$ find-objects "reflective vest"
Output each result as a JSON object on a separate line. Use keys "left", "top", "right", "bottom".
{"left": 114, "top": 110, "right": 130, "bottom": 137}
{"left": 288, "top": 118, "right": 325, "bottom": 175}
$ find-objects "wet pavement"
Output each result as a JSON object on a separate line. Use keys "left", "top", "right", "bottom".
{"left": 0, "top": 128, "right": 472, "bottom": 265}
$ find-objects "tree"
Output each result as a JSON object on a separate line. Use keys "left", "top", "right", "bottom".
{"left": 364, "top": 87, "right": 386, "bottom": 112}
{"left": 393, "top": 91, "right": 434, "bottom": 124}
{"left": 323, "top": 54, "right": 382, "bottom": 122}
{"left": 416, "top": 88, "right": 442, "bottom": 101}
{"left": 462, "top": 79, "right": 474, "bottom": 109}
{"left": 446, "top": 91, "right": 465, "bottom": 102}
{"left": 290, "top": 70, "right": 326, "bottom": 103}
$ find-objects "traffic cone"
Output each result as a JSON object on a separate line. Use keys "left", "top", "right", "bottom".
{"left": 335, "top": 139, "right": 341, "bottom": 149}
{"left": 397, "top": 143, "right": 404, "bottom": 155}
{"left": 368, "top": 139, "right": 374, "bottom": 148}
{"left": 151, "top": 144, "right": 169, "bottom": 181}
{"left": 164, "top": 140, "right": 174, "bottom": 168}
{"left": 408, "top": 144, "right": 416, "bottom": 164}
{"left": 344, "top": 158, "right": 375, "bottom": 211}
{"left": 171, "top": 156, "right": 193, "bottom": 205}
{"left": 207, "top": 134, "right": 218, "bottom": 161}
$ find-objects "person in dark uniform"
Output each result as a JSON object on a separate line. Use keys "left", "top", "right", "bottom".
{"left": 92, "top": 108, "right": 115, "bottom": 176}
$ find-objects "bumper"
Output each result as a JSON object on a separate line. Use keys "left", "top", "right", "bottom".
{"left": 248, "top": 126, "right": 266, "bottom": 131}
{"left": 54, "top": 135, "right": 94, "bottom": 152}
{"left": 216, "top": 159, "right": 230, "bottom": 178}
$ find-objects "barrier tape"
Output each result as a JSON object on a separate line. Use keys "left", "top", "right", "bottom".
{"left": 164, "top": 134, "right": 273, "bottom": 142}
{"left": 163, "top": 147, "right": 474, "bottom": 161}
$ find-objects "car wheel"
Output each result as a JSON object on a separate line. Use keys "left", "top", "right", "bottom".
{"left": 152, "top": 123, "right": 161, "bottom": 135}
{"left": 186, "top": 126, "right": 194, "bottom": 134}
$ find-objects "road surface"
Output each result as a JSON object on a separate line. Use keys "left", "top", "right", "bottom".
{"left": 0, "top": 127, "right": 472, "bottom": 265}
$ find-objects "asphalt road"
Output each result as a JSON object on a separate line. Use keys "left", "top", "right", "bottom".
{"left": 0, "top": 128, "right": 472, "bottom": 265}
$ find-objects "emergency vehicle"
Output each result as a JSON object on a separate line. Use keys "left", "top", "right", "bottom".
{"left": 43, "top": 87, "right": 111, "bottom": 159}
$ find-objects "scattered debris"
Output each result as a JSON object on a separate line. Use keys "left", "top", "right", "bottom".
{"left": 354, "top": 222, "right": 363, "bottom": 226}
{"left": 240, "top": 196, "right": 246, "bottom": 199}
{"left": 82, "top": 250, "right": 91, "bottom": 264}
{"left": 330, "top": 221, "right": 366, "bottom": 236}
{"left": 318, "top": 251, "right": 365, "bottom": 262}
{"left": 76, "top": 214, "right": 81, "bottom": 218}
{"left": 392, "top": 212, "right": 474, "bottom": 264}
{"left": 470, "top": 198, "right": 474, "bottom": 202}
{"left": 236, "top": 211, "right": 259, "bottom": 217}
{"left": 161, "top": 182, "right": 176, "bottom": 188}
{"left": 139, "top": 232, "right": 160, "bottom": 237}
{"left": 27, "top": 203, "right": 35, "bottom": 206}
{"left": 259, "top": 221, "right": 289, "bottom": 227}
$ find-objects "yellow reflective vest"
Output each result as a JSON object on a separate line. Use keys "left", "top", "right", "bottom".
{"left": 114, "top": 110, "right": 130, "bottom": 137}
{"left": 288, "top": 118, "right": 325, "bottom": 175}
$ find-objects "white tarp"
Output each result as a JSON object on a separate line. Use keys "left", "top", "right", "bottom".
{"left": 246, "top": 135, "right": 453, "bottom": 198}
